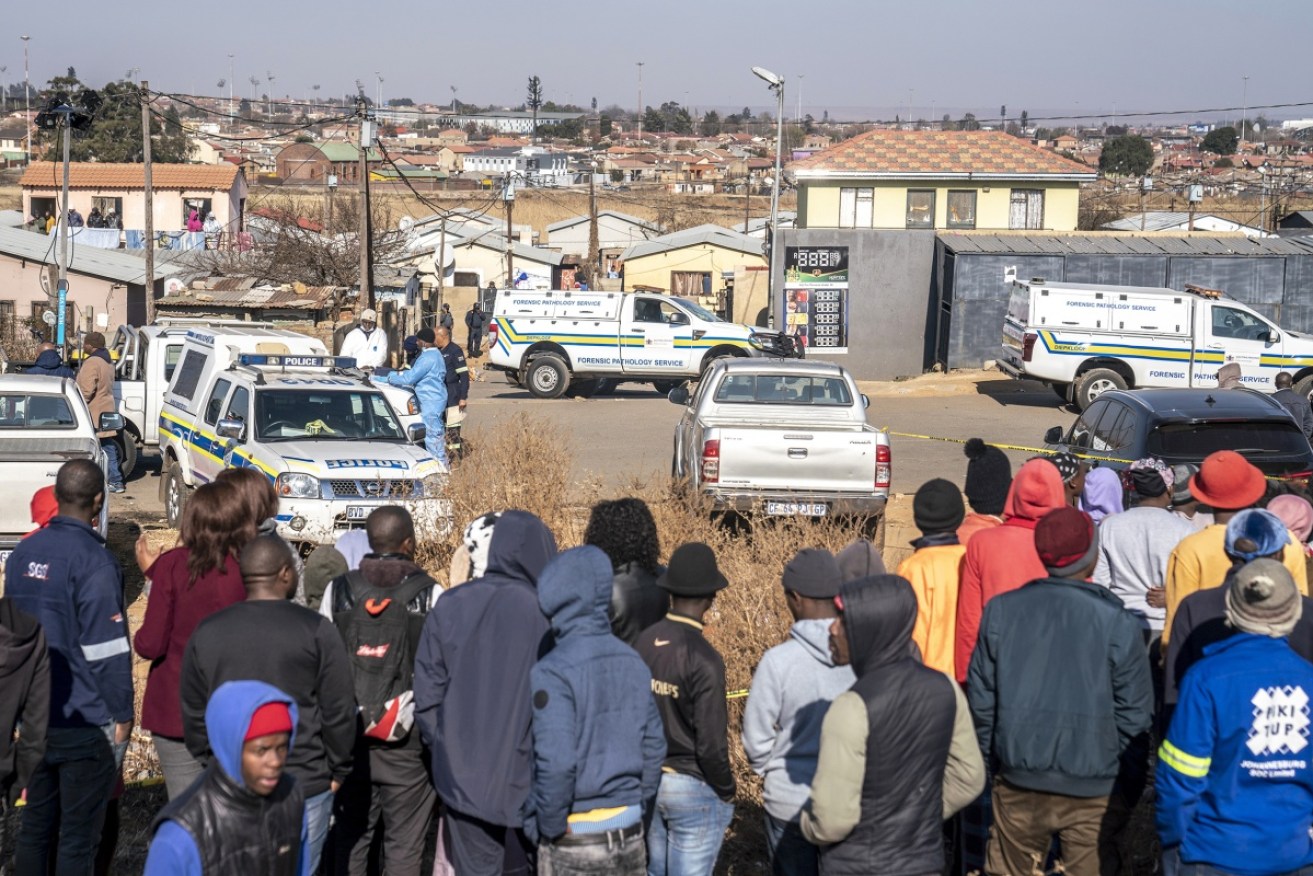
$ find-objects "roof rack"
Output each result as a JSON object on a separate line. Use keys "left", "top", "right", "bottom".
{"left": 1184, "top": 283, "right": 1225, "bottom": 299}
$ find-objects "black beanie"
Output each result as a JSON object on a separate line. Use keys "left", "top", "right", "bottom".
{"left": 964, "top": 438, "right": 1012, "bottom": 516}
{"left": 914, "top": 478, "right": 966, "bottom": 534}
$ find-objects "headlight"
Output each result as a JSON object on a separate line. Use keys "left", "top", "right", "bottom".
{"left": 276, "top": 472, "right": 321, "bottom": 498}
{"left": 422, "top": 472, "right": 446, "bottom": 496}
{"left": 748, "top": 334, "right": 766, "bottom": 350}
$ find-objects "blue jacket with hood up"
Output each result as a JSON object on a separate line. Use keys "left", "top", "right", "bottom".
{"left": 414, "top": 510, "right": 556, "bottom": 826}
{"left": 144, "top": 680, "right": 308, "bottom": 876}
{"left": 26, "top": 349, "right": 74, "bottom": 379}
{"left": 524, "top": 546, "right": 666, "bottom": 843}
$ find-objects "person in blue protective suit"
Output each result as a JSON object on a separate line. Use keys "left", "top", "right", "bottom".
{"left": 380, "top": 328, "right": 448, "bottom": 467}
{"left": 144, "top": 679, "right": 308, "bottom": 876}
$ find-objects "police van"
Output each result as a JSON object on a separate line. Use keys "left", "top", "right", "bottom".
{"left": 487, "top": 290, "right": 801, "bottom": 399}
{"left": 999, "top": 273, "right": 1313, "bottom": 410}
{"left": 158, "top": 329, "right": 447, "bottom": 546}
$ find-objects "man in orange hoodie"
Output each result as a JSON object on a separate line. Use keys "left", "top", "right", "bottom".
{"left": 898, "top": 479, "right": 966, "bottom": 677}
{"left": 955, "top": 458, "right": 1066, "bottom": 683}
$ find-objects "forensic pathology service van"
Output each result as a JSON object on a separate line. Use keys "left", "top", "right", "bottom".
{"left": 158, "top": 330, "right": 447, "bottom": 546}
{"left": 487, "top": 290, "right": 801, "bottom": 399}
{"left": 999, "top": 274, "right": 1313, "bottom": 410}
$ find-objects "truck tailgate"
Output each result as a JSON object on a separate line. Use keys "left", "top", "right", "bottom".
{"left": 712, "top": 425, "right": 877, "bottom": 493}
{"left": 0, "top": 439, "right": 97, "bottom": 545}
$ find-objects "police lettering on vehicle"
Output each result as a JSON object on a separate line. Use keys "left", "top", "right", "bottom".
{"left": 325, "top": 459, "right": 410, "bottom": 470}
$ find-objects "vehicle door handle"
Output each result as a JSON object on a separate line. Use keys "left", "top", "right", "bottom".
{"left": 788, "top": 448, "right": 808, "bottom": 459}
{"left": 631, "top": 328, "right": 645, "bottom": 334}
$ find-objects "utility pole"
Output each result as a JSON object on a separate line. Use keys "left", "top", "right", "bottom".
{"left": 1240, "top": 75, "right": 1249, "bottom": 154}
{"left": 357, "top": 95, "right": 375, "bottom": 310}
{"left": 636, "top": 61, "right": 644, "bottom": 141}
{"left": 227, "top": 54, "right": 234, "bottom": 134}
{"left": 21, "top": 36, "right": 30, "bottom": 166}
{"left": 142, "top": 81, "right": 156, "bottom": 325}
{"left": 587, "top": 162, "right": 599, "bottom": 286}
{"left": 504, "top": 176, "right": 516, "bottom": 286}
{"left": 57, "top": 109, "right": 71, "bottom": 351}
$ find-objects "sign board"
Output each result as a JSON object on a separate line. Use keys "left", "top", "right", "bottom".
{"left": 56, "top": 280, "right": 67, "bottom": 346}
{"left": 783, "top": 246, "right": 848, "bottom": 353}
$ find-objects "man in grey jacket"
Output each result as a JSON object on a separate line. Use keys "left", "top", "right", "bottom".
{"left": 742, "top": 549, "right": 855, "bottom": 876}
{"left": 1273, "top": 371, "right": 1313, "bottom": 440}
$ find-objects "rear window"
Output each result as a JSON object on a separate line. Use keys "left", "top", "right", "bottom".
{"left": 170, "top": 349, "right": 207, "bottom": 401}
{"left": 713, "top": 374, "right": 853, "bottom": 406}
{"left": 1006, "top": 285, "right": 1030, "bottom": 325}
{"left": 1147, "top": 421, "right": 1311, "bottom": 458}
{"left": 0, "top": 394, "right": 76, "bottom": 429}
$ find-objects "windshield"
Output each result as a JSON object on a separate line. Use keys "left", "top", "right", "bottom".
{"left": 254, "top": 389, "right": 405, "bottom": 442}
{"left": 1147, "top": 421, "right": 1311, "bottom": 458}
{"left": 713, "top": 373, "right": 854, "bottom": 406}
{"left": 673, "top": 297, "right": 723, "bottom": 323}
{"left": 0, "top": 393, "right": 76, "bottom": 429}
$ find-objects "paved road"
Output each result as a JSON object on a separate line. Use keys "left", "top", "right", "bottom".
{"left": 114, "top": 370, "right": 1080, "bottom": 523}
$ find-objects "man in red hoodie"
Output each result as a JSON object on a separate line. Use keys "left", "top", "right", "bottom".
{"left": 955, "top": 458, "right": 1066, "bottom": 683}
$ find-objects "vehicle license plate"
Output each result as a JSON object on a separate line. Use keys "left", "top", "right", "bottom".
{"left": 766, "top": 501, "right": 828, "bottom": 517}
{"left": 346, "top": 506, "right": 370, "bottom": 521}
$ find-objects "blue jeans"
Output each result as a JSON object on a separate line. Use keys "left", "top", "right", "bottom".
{"left": 646, "top": 772, "right": 734, "bottom": 876}
{"left": 1162, "top": 846, "right": 1313, "bottom": 876}
{"left": 16, "top": 725, "right": 117, "bottom": 876}
{"left": 304, "top": 789, "right": 334, "bottom": 875}
{"left": 100, "top": 438, "right": 122, "bottom": 488}
{"left": 763, "top": 812, "right": 819, "bottom": 876}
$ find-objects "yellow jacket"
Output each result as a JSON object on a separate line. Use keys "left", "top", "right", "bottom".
{"left": 897, "top": 544, "right": 966, "bottom": 677}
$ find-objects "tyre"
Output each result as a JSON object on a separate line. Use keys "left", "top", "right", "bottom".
{"left": 525, "top": 356, "right": 569, "bottom": 399}
{"left": 504, "top": 370, "right": 521, "bottom": 387}
{"left": 652, "top": 380, "right": 680, "bottom": 395}
{"left": 164, "top": 462, "right": 188, "bottom": 529}
{"left": 594, "top": 378, "right": 617, "bottom": 396}
{"left": 1296, "top": 375, "right": 1313, "bottom": 404}
{"left": 1073, "top": 368, "right": 1127, "bottom": 411}
{"left": 565, "top": 379, "right": 600, "bottom": 399}
{"left": 114, "top": 434, "right": 139, "bottom": 481}
{"left": 1051, "top": 382, "right": 1071, "bottom": 402}
{"left": 699, "top": 351, "right": 738, "bottom": 377}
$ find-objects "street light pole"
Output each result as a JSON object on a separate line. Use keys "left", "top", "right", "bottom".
{"left": 752, "top": 66, "right": 785, "bottom": 331}
{"left": 228, "top": 54, "right": 234, "bottom": 133}
{"left": 1240, "top": 75, "right": 1249, "bottom": 153}
{"left": 636, "top": 61, "right": 644, "bottom": 141}
{"left": 21, "top": 36, "right": 30, "bottom": 166}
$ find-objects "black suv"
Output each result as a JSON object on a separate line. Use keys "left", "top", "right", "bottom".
{"left": 1043, "top": 388, "right": 1313, "bottom": 481}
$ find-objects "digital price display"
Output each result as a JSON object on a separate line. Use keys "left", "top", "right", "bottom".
{"left": 784, "top": 247, "right": 848, "bottom": 284}
{"left": 784, "top": 247, "right": 848, "bottom": 352}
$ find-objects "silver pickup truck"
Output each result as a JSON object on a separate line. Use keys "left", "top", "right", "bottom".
{"left": 669, "top": 359, "right": 891, "bottom": 541}
{"left": 0, "top": 374, "right": 120, "bottom": 565}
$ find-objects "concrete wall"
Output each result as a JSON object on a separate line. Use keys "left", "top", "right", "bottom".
{"left": 622, "top": 244, "right": 766, "bottom": 293}
{"left": 800, "top": 180, "right": 1082, "bottom": 232}
{"left": 445, "top": 241, "right": 555, "bottom": 290}
{"left": 774, "top": 228, "right": 938, "bottom": 381}
{"left": 23, "top": 187, "right": 243, "bottom": 233}
{"left": 0, "top": 254, "right": 146, "bottom": 333}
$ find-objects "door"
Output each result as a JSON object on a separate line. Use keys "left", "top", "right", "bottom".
{"left": 621, "top": 296, "right": 694, "bottom": 373}
{"left": 195, "top": 378, "right": 233, "bottom": 483}
{"left": 1009, "top": 190, "right": 1045, "bottom": 230}
{"left": 1201, "top": 303, "right": 1281, "bottom": 389}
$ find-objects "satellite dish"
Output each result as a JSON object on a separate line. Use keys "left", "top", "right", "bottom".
{"left": 42, "top": 311, "right": 56, "bottom": 327}
{"left": 398, "top": 216, "right": 416, "bottom": 232}
{"left": 164, "top": 278, "right": 186, "bottom": 296}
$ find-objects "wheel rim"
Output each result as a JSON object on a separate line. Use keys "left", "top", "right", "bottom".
{"left": 1086, "top": 377, "right": 1118, "bottom": 399}
{"left": 166, "top": 476, "right": 180, "bottom": 522}
{"left": 534, "top": 366, "right": 560, "bottom": 393}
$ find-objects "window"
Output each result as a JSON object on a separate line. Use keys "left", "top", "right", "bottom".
{"left": 227, "top": 386, "right": 250, "bottom": 423}
{"left": 182, "top": 198, "right": 213, "bottom": 226}
{"left": 1066, "top": 400, "right": 1108, "bottom": 449}
{"left": 838, "top": 187, "right": 873, "bottom": 228}
{"left": 1009, "top": 189, "right": 1045, "bottom": 229}
{"left": 254, "top": 390, "right": 404, "bottom": 442}
{"left": 947, "top": 191, "right": 977, "bottom": 229}
{"left": 1091, "top": 403, "right": 1134, "bottom": 452}
{"left": 905, "top": 190, "right": 935, "bottom": 228}
{"left": 670, "top": 272, "right": 711, "bottom": 298}
{"left": 204, "top": 379, "right": 232, "bottom": 426}
{"left": 1147, "top": 422, "right": 1309, "bottom": 457}
{"left": 1210, "top": 306, "right": 1274, "bottom": 342}
{"left": 0, "top": 394, "right": 76, "bottom": 429}
{"left": 713, "top": 374, "right": 854, "bottom": 406}
{"left": 170, "top": 350, "right": 206, "bottom": 401}
{"left": 163, "top": 345, "right": 183, "bottom": 383}
{"left": 635, "top": 298, "right": 685, "bottom": 324}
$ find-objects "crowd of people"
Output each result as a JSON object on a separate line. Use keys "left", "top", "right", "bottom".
{"left": 4, "top": 420, "right": 1313, "bottom": 874}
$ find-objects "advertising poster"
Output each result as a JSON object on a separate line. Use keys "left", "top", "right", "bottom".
{"left": 784, "top": 246, "right": 849, "bottom": 353}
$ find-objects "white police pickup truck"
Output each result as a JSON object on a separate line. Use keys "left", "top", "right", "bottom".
{"left": 487, "top": 289, "right": 801, "bottom": 399}
{"left": 1000, "top": 274, "right": 1313, "bottom": 410}
{"left": 158, "top": 331, "right": 446, "bottom": 546}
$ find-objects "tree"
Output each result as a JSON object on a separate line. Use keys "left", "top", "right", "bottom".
{"left": 610, "top": 169, "right": 624, "bottom": 183}
{"left": 958, "top": 113, "right": 980, "bottom": 131}
{"left": 659, "top": 101, "right": 693, "bottom": 135}
{"left": 643, "top": 106, "right": 665, "bottom": 134}
{"left": 1105, "top": 124, "right": 1127, "bottom": 137}
{"left": 1020, "top": 109, "right": 1029, "bottom": 131}
{"left": 701, "top": 110, "right": 722, "bottom": 137}
{"left": 388, "top": 97, "right": 414, "bottom": 107}
{"left": 599, "top": 115, "right": 613, "bottom": 137}
{"left": 1201, "top": 126, "right": 1238, "bottom": 155}
{"left": 942, "top": 113, "right": 953, "bottom": 130}
{"left": 1098, "top": 134, "right": 1154, "bottom": 176}
{"left": 526, "top": 75, "right": 543, "bottom": 143}
{"left": 34, "top": 79, "right": 191, "bottom": 163}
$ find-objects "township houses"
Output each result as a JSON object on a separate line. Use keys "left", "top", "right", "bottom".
{"left": 546, "top": 210, "right": 662, "bottom": 260}
{"left": 791, "top": 130, "right": 1096, "bottom": 231}
{"left": 619, "top": 224, "right": 765, "bottom": 298}
{"left": 20, "top": 162, "right": 248, "bottom": 233}
{"left": 274, "top": 142, "right": 382, "bottom": 185}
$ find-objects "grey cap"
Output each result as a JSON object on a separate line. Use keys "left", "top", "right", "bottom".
{"left": 1227, "top": 558, "right": 1303, "bottom": 637}
{"left": 782, "top": 548, "right": 843, "bottom": 599}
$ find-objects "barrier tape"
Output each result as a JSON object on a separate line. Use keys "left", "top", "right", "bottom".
{"left": 727, "top": 689, "right": 749, "bottom": 700}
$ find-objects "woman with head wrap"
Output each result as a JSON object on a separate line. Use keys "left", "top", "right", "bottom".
{"left": 1268, "top": 493, "right": 1313, "bottom": 584}
{"left": 1047, "top": 452, "right": 1088, "bottom": 507}
{"left": 1081, "top": 467, "right": 1125, "bottom": 523}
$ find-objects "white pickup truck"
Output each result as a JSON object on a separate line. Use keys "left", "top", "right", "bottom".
{"left": 669, "top": 359, "right": 891, "bottom": 544}
{"left": 0, "top": 374, "right": 120, "bottom": 563}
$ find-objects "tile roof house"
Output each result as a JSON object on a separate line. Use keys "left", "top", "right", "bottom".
{"left": 791, "top": 130, "right": 1096, "bottom": 232}
{"left": 20, "top": 161, "right": 247, "bottom": 235}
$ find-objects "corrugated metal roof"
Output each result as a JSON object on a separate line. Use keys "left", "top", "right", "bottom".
{"left": 621, "top": 224, "right": 765, "bottom": 261}
{"left": 0, "top": 225, "right": 186, "bottom": 284}
{"left": 156, "top": 282, "right": 340, "bottom": 310}
{"left": 939, "top": 232, "right": 1313, "bottom": 257}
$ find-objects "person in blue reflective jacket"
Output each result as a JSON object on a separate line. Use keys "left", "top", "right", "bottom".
{"left": 381, "top": 328, "right": 448, "bottom": 466}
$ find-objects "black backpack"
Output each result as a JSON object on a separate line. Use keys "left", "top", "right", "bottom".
{"left": 331, "top": 570, "right": 436, "bottom": 742}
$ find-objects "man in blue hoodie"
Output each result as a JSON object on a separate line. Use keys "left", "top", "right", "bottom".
{"left": 742, "top": 548, "right": 855, "bottom": 876}
{"left": 144, "top": 680, "right": 308, "bottom": 875}
{"left": 381, "top": 327, "right": 448, "bottom": 466}
{"left": 525, "top": 545, "right": 666, "bottom": 874}
{"left": 6, "top": 459, "right": 132, "bottom": 876}
{"left": 414, "top": 510, "right": 557, "bottom": 876}
{"left": 1158, "top": 557, "right": 1313, "bottom": 876}
{"left": 25, "top": 343, "right": 74, "bottom": 379}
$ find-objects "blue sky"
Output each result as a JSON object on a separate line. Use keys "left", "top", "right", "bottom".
{"left": 6, "top": 0, "right": 1312, "bottom": 124}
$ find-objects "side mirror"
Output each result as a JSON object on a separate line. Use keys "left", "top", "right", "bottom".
{"left": 668, "top": 386, "right": 691, "bottom": 406}
{"left": 861, "top": 394, "right": 870, "bottom": 409}
{"left": 216, "top": 417, "right": 246, "bottom": 441}
{"left": 1044, "top": 426, "right": 1064, "bottom": 445}
{"left": 407, "top": 423, "right": 427, "bottom": 445}
{"left": 668, "top": 311, "right": 690, "bottom": 326}
{"left": 98, "top": 411, "right": 125, "bottom": 433}
{"left": 1266, "top": 330, "right": 1280, "bottom": 345}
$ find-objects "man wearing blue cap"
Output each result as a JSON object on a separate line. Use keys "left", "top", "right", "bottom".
{"left": 380, "top": 328, "right": 447, "bottom": 467}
